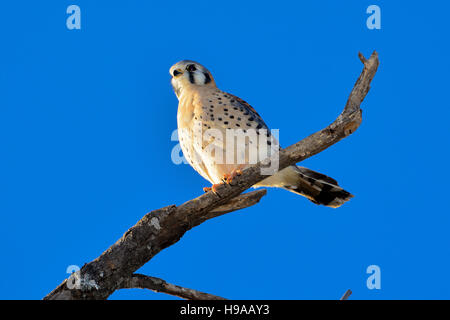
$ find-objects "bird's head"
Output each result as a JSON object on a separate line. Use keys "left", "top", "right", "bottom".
{"left": 169, "top": 60, "right": 216, "bottom": 98}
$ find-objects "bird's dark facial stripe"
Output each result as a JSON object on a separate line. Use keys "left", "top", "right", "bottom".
{"left": 203, "top": 72, "right": 211, "bottom": 84}
{"left": 188, "top": 71, "right": 195, "bottom": 84}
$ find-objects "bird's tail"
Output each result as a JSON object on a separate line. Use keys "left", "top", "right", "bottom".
{"left": 254, "top": 165, "right": 353, "bottom": 208}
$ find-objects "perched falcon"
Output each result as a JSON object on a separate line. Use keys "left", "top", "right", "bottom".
{"left": 170, "top": 60, "right": 353, "bottom": 208}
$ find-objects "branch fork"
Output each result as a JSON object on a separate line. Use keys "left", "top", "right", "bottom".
{"left": 44, "top": 52, "right": 379, "bottom": 300}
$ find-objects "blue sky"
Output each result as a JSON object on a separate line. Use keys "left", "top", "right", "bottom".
{"left": 1, "top": 1, "right": 449, "bottom": 300}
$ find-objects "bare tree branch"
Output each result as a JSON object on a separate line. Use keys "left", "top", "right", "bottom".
{"left": 119, "top": 274, "right": 227, "bottom": 300}
{"left": 44, "top": 51, "right": 379, "bottom": 300}
{"left": 208, "top": 188, "right": 267, "bottom": 216}
{"left": 44, "top": 190, "right": 266, "bottom": 300}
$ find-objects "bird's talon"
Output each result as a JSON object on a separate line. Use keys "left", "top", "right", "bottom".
{"left": 223, "top": 169, "right": 242, "bottom": 184}
{"left": 222, "top": 173, "right": 231, "bottom": 183}
{"left": 211, "top": 183, "right": 221, "bottom": 194}
{"left": 204, "top": 184, "right": 222, "bottom": 194}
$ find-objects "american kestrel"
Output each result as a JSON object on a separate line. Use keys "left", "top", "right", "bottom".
{"left": 170, "top": 60, "right": 353, "bottom": 208}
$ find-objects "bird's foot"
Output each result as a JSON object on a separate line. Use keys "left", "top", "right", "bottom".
{"left": 203, "top": 183, "right": 222, "bottom": 194}
{"left": 203, "top": 169, "right": 243, "bottom": 194}
{"left": 222, "top": 169, "right": 242, "bottom": 184}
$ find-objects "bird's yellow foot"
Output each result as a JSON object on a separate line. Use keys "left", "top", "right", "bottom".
{"left": 222, "top": 169, "right": 242, "bottom": 184}
{"left": 221, "top": 173, "right": 231, "bottom": 183}
{"left": 203, "top": 183, "right": 222, "bottom": 194}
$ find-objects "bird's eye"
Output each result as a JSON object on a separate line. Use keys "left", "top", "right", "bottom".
{"left": 173, "top": 70, "right": 181, "bottom": 77}
{"left": 186, "top": 64, "right": 197, "bottom": 72}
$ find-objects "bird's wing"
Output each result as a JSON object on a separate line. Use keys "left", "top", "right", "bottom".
{"left": 225, "top": 93, "right": 270, "bottom": 131}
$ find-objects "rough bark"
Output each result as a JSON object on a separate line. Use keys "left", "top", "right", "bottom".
{"left": 119, "top": 274, "right": 227, "bottom": 300}
{"left": 44, "top": 52, "right": 379, "bottom": 300}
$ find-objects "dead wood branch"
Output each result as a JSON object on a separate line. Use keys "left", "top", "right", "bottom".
{"left": 119, "top": 274, "right": 227, "bottom": 300}
{"left": 44, "top": 52, "right": 379, "bottom": 300}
